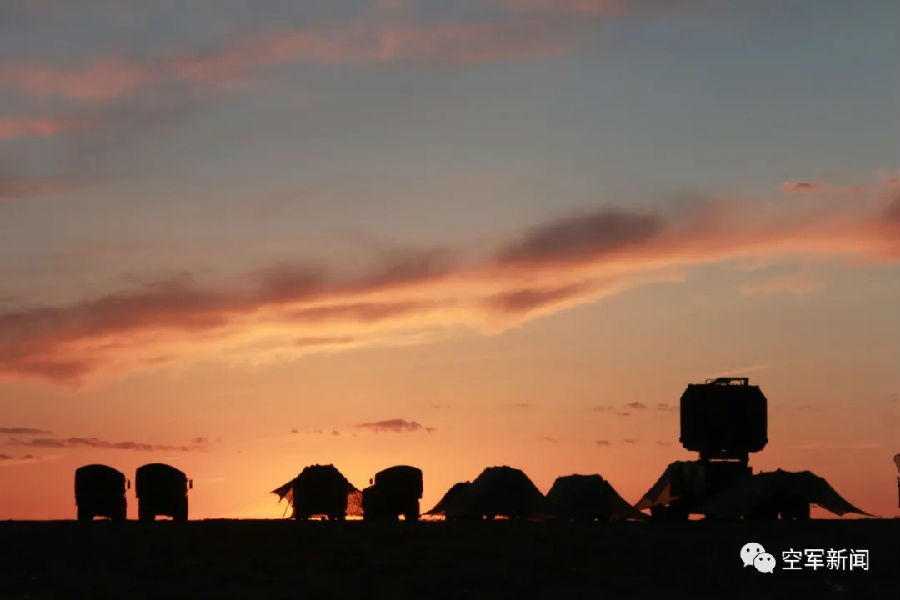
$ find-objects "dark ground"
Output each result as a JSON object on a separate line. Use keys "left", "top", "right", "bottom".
{"left": 0, "top": 519, "right": 897, "bottom": 599}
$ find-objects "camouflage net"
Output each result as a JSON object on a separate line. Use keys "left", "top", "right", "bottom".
{"left": 347, "top": 490, "right": 363, "bottom": 518}
{"left": 272, "top": 464, "right": 363, "bottom": 519}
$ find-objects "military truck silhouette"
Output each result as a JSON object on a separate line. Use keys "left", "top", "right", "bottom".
{"left": 272, "top": 464, "right": 357, "bottom": 520}
{"left": 637, "top": 377, "right": 765, "bottom": 520}
{"left": 362, "top": 465, "right": 423, "bottom": 521}
{"left": 75, "top": 464, "right": 129, "bottom": 521}
{"left": 135, "top": 463, "right": 191, "bottom": 521}
{"left": 635, "top": 377, "right": 865, "bottom": 520}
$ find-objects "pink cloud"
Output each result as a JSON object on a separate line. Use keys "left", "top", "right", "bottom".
{"left": 0, "top": 21, "right": 568, "bottom": 102}
{"left": 0, "top": 176, "right": 896, "bottom": 385}
{"left": 781, "top": 181, "right": 821, "bottom": 194}
{"left": 0, "top": 116, "right": 85, "bottom": 140}
{"left": 0, "top": 59, "right": 153, "bottom": 101}
{"left": 372, "top": 21, "right": 570, "bottom": 64}
{"left": 498, "top": 0, "right": 631, "bottom": 15}
{"left": 0, "top": 0, "right": 701, "bottom": 104}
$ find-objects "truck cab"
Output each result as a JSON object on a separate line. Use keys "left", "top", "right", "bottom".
{"left": 135, "top": 463, "right": 191, "bottom": 521}
{"left": 75, "top": 464, "right": 129, "bottom": 521}
{"left": 362, "top": 465, "right": 423, "bottom": 521}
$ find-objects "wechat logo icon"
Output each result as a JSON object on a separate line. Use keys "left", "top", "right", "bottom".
{"left": 741, "top": 542, "right": 776, "bottom": 573}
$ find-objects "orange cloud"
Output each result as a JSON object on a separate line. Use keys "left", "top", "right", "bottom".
{"left": 0, "top": 453, "right": 57, "bottom": 467}
{"left": 0, "top": 177, "right": 896, "bottom": 385}
{"left": 0, "top": 427, "right": 51, "bottom": 434}
{"left": 9, "top": 436, "right": 208, "bottom": 452}
{"left": 288, "top": 301, "right": 438, "bottom": 324}
{"left": 294, "top": 336, "right": 358, "bottom": 348}
{"left": 355, "top": 419, "right": 433, "bottom": 433}
{"left": 485, "top": 283, "right": 593, "bottom": 317}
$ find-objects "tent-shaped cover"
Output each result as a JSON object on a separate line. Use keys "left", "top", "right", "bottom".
{"left": 701, "top": 469, "right": 869, "bottom": 519}
{"left": 547, "top": 474, "right": 646, "bottom": 521}
{"left": 428, "top": 465, "right": 545, "bottom": 519}
{"left": 634, "top": 460, "right": 707, "bottom": 511}
{"left": 272, "top": 464, "right": 361, "bottom": 519}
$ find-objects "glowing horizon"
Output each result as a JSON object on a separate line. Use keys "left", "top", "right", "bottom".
{"left": 1, "top": 0, "right": 897, "bottom": 521}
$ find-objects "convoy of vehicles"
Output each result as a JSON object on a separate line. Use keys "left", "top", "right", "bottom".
{"left": 70, "top": 377, "right": 868, "bottom": 522}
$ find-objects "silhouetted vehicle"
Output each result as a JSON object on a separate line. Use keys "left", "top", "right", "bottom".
{"left": 637, "top": 377, "right": 867, "bottom": 520}
{"left": 272, "top": 464, "right": 357, "bottom": 520}
{"left": 637, "top": 378, "right": 766, "bottom": 520}
{"left": 679, "top": 377, "right": 768, "bottom": 459}
{"left": 135, "top": 463, "right": 191, "bottom": 521}
{"left": 362, "top": 465, "right": 423, "bottom": 521}
{"left": 428, "top": 466, "right": 545, "bottom": 520}
{"left": 547, "top": 474, "right": 645, "bottom": 521}
{"left": 75, "top": 464, "right": 129, "bottom": 521}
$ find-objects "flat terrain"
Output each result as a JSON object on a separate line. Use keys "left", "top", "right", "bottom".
{"left": 1, "top": 519, "right": 897, "bottom": 599}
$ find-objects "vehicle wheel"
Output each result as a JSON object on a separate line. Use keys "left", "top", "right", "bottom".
{"left": 114, "top": 501, "right": 127, "bottom": 521}
{"left": 329, "top": 513, "right": 345, "bottom": 521}
{"left": 138, "top": 504, "right": 154, "bottom": 522}
{"left": 77, "top": 507, "right": 92, "bottom": 522}
{"left": 175, "top": 499, "right": 188, "bottom": 522}
{"left": 404, "top": 500, "right": 419, "bottom": 522}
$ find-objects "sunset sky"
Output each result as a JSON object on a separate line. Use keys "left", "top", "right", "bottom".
{"left": 1, "top": 0, "right": 898, "bottom": 520}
